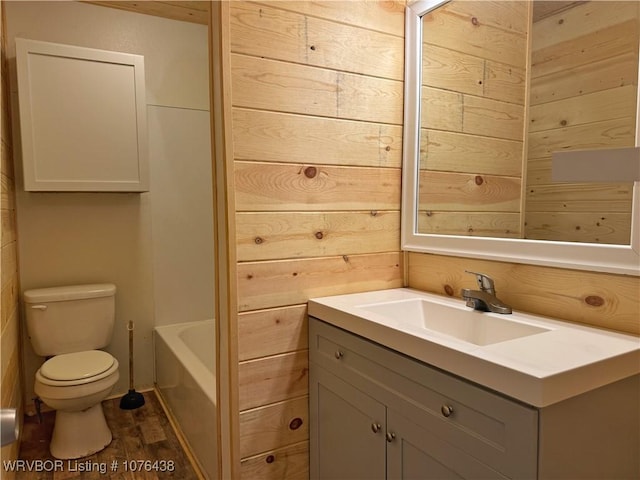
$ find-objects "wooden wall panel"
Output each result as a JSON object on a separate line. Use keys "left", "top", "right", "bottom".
{"left": 524, "top": 212, "right": 632, "bottom": 245}
{"left": 239, "top": 441, "right": 309, "bottom": 480}
{"left": 239, "top": 396, "right": 309, "bottom": 458}
{"left": 238, "top": 305, "right": 308, "bottom": 361}
{"left": 525, "top": 1, "right": 638, "bottom": 243}
{"left": 85, "top": 1, "right": 210, "bottom": 24}
{"left": 231, "top": 54, "right": 403, "bottom": 124}
{"left": 420, "top": 130, "right": 522, "bottom": 176}
{"left": 266, "top": 1, "right": 405, "bottom": 36}
{"left": 236, "top": 211, "right": 400, "bottom": 261}
{"left": 229, "top": 3, "right": 404, "bottom": 476}
{"left": 231, "top": 2, "right": 403, "bottom": 81}
{"left": 237, "top": 253, "right": 402, "bottom": 312}
{"left": 422, "top": 1, "right": 528, "bottom": 68}
{"left": 238, "top": 351, "right": 309, "bottom": 411}
{"left": 419, "top": 171, "right": 521, "bottom": 212}
{"left": 233, "top": 109, "right": 402, "bottom": 168}
{"left": 418, "top": 211, "right": 521, "bottom": 237}
{"left": 528, "top": 85, "right": 637, "bottom": 133}
{"left": 419, "top": 0, "right": 528, "bottom": 239}
{"left": 0, "top": 2, "right": 22, "bottom": 473}
{"left": 408, "top": 253, "right": 640, "bottom": 335}
{"left": 529, "top": 52, "right": 637, "bottom": 105}
{"left": 531, "top": 21, "right": 637, "bottom": 78}
{"left": 527, "top": 117, "right": 635, "bottom": 160}
{"left": 235, "top": 162, "right": 401, "bottom": 212}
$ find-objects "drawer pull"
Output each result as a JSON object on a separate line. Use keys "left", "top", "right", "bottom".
{"left": 385, "top": 432, "right": 396, "bottom": 443}
{"left": 334, "top": 350, "right": 344, "bottom": 360}
{"left": 371, "top": 423, "right": 381, "bottom": 434}
{"left": 441, "top": 405, "right": 454, "bottom": 418}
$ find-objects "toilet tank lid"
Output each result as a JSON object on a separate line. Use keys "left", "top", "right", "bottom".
{"left": 24, "top": 284, "right": 116, "bottom": 303}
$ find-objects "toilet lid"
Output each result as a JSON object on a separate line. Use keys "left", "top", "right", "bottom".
{"left": 40, "top": 351, "right": 115, "bottom": 381}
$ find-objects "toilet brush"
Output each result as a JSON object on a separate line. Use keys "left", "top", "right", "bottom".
{"left": 120, "top": 321, "right": 145, "bottom": 410}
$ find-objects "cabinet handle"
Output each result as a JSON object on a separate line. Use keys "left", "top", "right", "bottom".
{"left": 371, "top": 423, "right": 381, "bottom": 434}
{"left": 334, "top": 350, "right": 343, "bottom": 360}
{"left": 385, "top": 432, "right": 396, "bottom": 443}
{"left": 441, "top": 405, "right": 454, "bottom": 418}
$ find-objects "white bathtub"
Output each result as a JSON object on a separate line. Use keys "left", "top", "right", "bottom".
{"left": 154, "top": 320, "right": 217, "bottom": 479}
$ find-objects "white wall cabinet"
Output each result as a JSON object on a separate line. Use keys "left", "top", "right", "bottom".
{"left": 309, "top": 318, "right": 640, "bottom": 479}
{"left": 15, "top": 38, "right": 149, "bottom": 192}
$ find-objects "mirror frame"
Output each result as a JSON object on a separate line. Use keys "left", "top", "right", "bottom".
{"left": 402, "top": 0, "right": 640, "bottom": 276}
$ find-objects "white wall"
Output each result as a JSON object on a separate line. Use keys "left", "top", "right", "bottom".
{"left": 4, "top": 1, "right": 212, "bottom": 405}
{"left": 148, "top": 105, "right": 214, "bottom": 326}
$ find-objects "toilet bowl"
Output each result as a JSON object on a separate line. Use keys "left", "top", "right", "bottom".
{"left": 24, "top": 283, "right": 119, "bottom": 458}
{"left": 34, "top": 350, "right": 119, "bottom": 459}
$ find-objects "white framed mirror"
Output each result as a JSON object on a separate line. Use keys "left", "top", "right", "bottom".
{"left": 402, "top": 0, "right": 639, "bottom": 275}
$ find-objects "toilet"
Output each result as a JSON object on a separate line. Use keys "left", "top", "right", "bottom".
{"left": 23, "top": 284, "right": 120, "bottom": 459}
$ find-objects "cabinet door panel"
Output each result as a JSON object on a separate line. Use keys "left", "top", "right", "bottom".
{"left": 387, "top": 408, "right": 508, "bottom": 480}
{"left": 310, "top": 364, "right": 386, "bottom": 480}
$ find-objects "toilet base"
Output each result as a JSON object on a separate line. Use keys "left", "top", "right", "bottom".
{"left": 50, "top": 402, "right": 112, "bottom": 459}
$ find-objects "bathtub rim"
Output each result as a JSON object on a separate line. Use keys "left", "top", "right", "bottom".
{"left": 154, "top": 319, "right": 217, "bottom": 405}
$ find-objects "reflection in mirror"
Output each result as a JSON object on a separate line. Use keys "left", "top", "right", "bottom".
{"left": 417, "top": 0, "right": 637, "bottom": 245}
{"left": 402, "top": 0, "right": 639, "bottom": 275}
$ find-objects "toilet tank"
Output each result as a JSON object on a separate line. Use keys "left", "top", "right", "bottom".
{"left": 23, "top": 284, "right": 116, "bottom": 356}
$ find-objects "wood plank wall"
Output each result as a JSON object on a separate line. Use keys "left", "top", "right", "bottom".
{"left": 0, "top": 3, "right": 22, "bottom": 476}
{"left": 229, "top": 2, "right": 405, "bottom": 478}
{"left": 408, "top": 253, "right": 640, "bottom": 336}
{"left": 418, "top": 1, "right": 529, "bottom": 238}
{"left": 526, "top": 1, "right": 638, "bottom": 244}
{"left": 85, "top": 1, "right": 210, "bottom": 25}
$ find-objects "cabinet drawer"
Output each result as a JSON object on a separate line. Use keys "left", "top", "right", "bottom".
{"left": 309, "top": 318, "right": 538, "bottom": 479}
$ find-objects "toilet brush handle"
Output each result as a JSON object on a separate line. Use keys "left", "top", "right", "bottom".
{"left": 127, "top": 321, "right": 135, "bottom": 390}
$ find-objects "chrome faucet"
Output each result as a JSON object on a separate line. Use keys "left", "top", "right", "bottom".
{"left": 461, "top": 271, "right": 512, "bottom": 314}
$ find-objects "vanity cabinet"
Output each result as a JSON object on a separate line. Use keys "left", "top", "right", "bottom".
{"left": 309, "top": 318, "right": 538, "bottom": 479}
{"left": 309, "top": 317, "right": 640, "bottom": 480}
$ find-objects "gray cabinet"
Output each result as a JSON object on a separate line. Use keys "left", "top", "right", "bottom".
{"left": 309, "top": 318, "right": 537, "bottom": 480}
{"left": 310, "top": 317, "right": 640, "bottom": 480}
{"left": 311, "top": 366, "right": 385, "bottom": 480}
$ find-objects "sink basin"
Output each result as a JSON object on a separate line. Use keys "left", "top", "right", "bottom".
{"left": 358, "top": 298, "right": 550, "bottom": 346}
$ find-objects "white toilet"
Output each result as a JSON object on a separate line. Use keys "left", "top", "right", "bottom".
{"left": 23, "top": 284, "right": 120, "bottom": 459}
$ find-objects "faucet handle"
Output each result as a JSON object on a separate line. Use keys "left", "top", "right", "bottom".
{"left": 464, "top": 270, "right": 496, "bottom": 295}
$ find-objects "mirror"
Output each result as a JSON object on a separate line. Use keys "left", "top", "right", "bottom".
{"left": 402, "top": 0, "right": 639, "bottom": 275}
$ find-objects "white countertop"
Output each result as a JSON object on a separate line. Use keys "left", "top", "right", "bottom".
{"left": 308, "top": 288, "right": 640, "bottom": 407}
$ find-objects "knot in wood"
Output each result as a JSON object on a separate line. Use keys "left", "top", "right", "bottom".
{"left": 254, "top": 236, "right": 264, "bottom": 244}
{"left": 444, "top": 285, "right": 454, "bottom": 296}
{"left": 585, "top": 295, "right": 605, "bottom": 307}
{"left": 266, "top": 455, "right": 275, "bottom": 464}
{"left": 304, "top": 166, "right": 317, "bottom": 178}
{"left": 475, "top": 175, "right": 484, "bottom": 185}
{"left": 289, "top": 417, "right": 303, "bottom": 430}
{"left": 471, "top": 16, "right": 479, "bottom": 26}
{"left": 315, "top": 231, "right": 324, "bottom": 240}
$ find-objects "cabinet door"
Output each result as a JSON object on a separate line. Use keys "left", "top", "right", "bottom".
{"left": 310, "top": 364, "right": 386, "bottom": 480}
{"left": 386, "top": 408, "right": 508, "bottom": 480}
{"left": 15, "top": 38, "right": 149, "bottom": 192}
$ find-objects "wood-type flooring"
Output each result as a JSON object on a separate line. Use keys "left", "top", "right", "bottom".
{"left": 13, "top": 391, "right": 201, "bottom": 480}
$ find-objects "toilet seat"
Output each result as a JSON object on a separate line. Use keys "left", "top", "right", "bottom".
{"left": 37, "top": 351, "right": 117, "bottom": 386}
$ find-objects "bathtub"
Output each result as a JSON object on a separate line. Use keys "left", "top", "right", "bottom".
{"left": 154, "top": 320, "right": 217, "bottom": 479}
